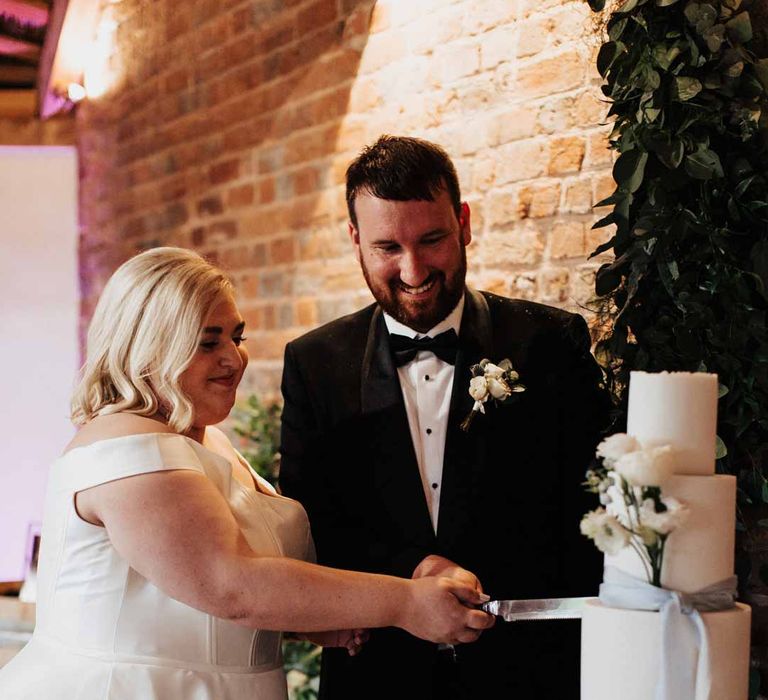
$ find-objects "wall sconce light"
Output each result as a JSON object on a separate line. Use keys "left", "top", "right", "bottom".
{"left": 67, "top": 82, "right": 86, "bottom": 103}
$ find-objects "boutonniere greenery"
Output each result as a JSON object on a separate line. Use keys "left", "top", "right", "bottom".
{"left": 460, "top": 359, "right": 526, "bottom": 432}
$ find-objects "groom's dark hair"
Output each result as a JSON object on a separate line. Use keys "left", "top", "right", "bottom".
{"left": 345, "top": 135, "right": 462, "bottom": 228}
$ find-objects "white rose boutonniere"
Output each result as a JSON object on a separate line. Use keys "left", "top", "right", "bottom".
{"left": 460, "top": 358, "right": 525, "bottom": 432}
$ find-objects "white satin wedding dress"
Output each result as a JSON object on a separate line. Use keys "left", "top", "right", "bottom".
{"left": 0, "top": 433, "right": 315, "bottom": 699}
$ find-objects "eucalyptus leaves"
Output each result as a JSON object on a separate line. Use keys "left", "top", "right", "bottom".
{"left": 584, "top": 0, "right": 768, "bottom": 513}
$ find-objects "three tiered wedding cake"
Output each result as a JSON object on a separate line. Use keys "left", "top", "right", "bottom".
{"left": 580, "top": 371, "right": 751, "bottom": 700}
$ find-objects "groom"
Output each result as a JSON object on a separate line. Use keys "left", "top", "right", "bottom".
{"left": 279, "top": 135, "right": 611, "bottom": 699}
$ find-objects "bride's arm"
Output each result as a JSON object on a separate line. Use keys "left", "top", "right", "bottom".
{"left": 76, "top": 469, "right": 492, "bottom": 642}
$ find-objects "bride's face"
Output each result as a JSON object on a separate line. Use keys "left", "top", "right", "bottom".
{"left": 179, "top": 292, "right": 248, "bottom": 429}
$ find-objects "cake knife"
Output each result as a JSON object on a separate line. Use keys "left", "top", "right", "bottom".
{"left": 482, "top": 596, "right": 593, "bottom": 621}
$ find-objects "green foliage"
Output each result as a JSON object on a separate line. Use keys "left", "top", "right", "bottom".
{"left": 284, "top": 640, "right": 321, "bottom": 700}
{"left": 585, "top": 0, "right": 768, "bottom": 513}
{"left": 230, "top": 395, "right": 282, "bottom": 486}
{"left": 228, "top": 395, "right": 320, "bottom": 699}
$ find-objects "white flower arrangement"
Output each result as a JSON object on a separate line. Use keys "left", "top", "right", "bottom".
{"left": 460, "top": 358, "right": 525, "bottom": 431}
{"left": 581, "top": 433, "right": 690, "bottom": 586}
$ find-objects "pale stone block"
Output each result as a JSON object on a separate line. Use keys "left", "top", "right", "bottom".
{"left": 549, "top": 219, "right": 587, "bottom": 259}
{"left": 434, "top": 41, "right": 481, "bottom": 84}
{"left": 548, "top": 135, "right": 586, "bottom": 175}
{"left": 486, "top": 188, "right": 521, "bottom": 228}
{"left": 405, "top": 5, "right": 465, "bottom": 54}
{"left": 480, "top": 222, "right": 545, "bottom": 265}
{"left": 486, "top": 106, "right": 538, "bottom": 146}
{"left": 481, "top": 27, "right": 517, "bottom": 70}
{"left": 517, "top": 50, "right": 587, "bottom": 99}
{"left": 496, "top": 140, "right": 547, "bottom": 184}
{"left": 585, "top": 129, "right": 614, "bottom": 169}
{"left": 519, "top": 181, "right": 561, "bottom": 218}
{"left": 358, "top": 31, "right": 406, "bottom": 75}
{"left": 539, "top": 266, "right": 571, "bottom": 303}
{"left": 563, "top": 177, "right": 593, "bottom": 214}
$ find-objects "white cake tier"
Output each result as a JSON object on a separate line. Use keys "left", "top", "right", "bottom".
{"left": 627, "top": 371, "right": 718, "bottom": 475}
{"left": 605, "top": 474, "right": 735, "bottom": 593}
{"left": 581, "top": 599, "right": 751, "bottom": 700}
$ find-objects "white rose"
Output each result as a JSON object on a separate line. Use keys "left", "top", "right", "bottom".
{"left": 487, "top": 376, "right": 511, "bottom": 399}
{"left": 596, "top": 433, "right": 641, "bottom": 463}
{"left": 483, "top": 363, "right": 505, "bottom": 378}
{"left": 286, "top": 670, "right": 308, "bottom": 692}
{"left": 601, "top": 478, "right": 625, "bottom": 512}
{"left": 469, "top": 376, "right": 489, "bottom": 401}
{"left": 580, "top": 508, "right": 630, "bottom": 555}
{"left": 614, "top": 445, "right": 674, "bottom": 487}
{"left": 640, "top": 497, "right": 689, "bottom": 535}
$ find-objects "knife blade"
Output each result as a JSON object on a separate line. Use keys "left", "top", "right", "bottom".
{"left": 481, "top": 596, "right": 593, "bottom": 621}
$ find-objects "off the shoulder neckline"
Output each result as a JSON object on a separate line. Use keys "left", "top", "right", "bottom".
{"left": 57, "top": 431, "right": 281, "bottom": 498}
{"left": 57, "top": 432, "right": 226, "bottom": 464}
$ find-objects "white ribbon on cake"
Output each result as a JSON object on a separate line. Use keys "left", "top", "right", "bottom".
{"left": 599, "top": 566, "right": 738, "bottom": 700}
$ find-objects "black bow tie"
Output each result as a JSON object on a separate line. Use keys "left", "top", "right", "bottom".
{"left": 389, "top": 329, "right": 459, "bottom": 367}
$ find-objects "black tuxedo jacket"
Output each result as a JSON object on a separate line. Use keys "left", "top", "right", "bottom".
{"left": 279, "top": 289, "right": 611, "bottom": 699}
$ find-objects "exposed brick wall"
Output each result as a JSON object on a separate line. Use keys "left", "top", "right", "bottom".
{"left": 76, "top": 0, "right": 612, "bottom": 398}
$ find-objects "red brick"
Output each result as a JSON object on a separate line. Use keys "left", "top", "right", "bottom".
{"left": 259, "top": 178, "right": 276, "bottom": 204}
{"left": 224, "top": 33, "right": 256, "bottom": 65}
{"left": 261, "top": 21, "right": 296, "bottom": 54}
{"left": 297, "top": 0, "right": 338, "bottom": 35}
{"left": 209, "top": 158, "right": 240, "bottom": 185}
{"left": 160, "top": 177, "right": 187, "bottom": 202}
{"left": 270, "top": 238, "right": 296, "bottom": 265}
{"left": 227, "top": 184, "right": 255, "bottom": 208}
{"left": 294, "top": 166, "right": 319, "bottom": 196}
{"left": 295, "top": 298, "right": 317, "bottom": 327}
{"left": 194, "top": 16, "right": 229, "bottom": 55}
{"left": 197, "top": 195, "right": 224, "bottom": 216}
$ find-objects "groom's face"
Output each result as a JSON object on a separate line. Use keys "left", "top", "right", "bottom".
{"left": 349, "top": 188, "right": 471, "bottom": 333}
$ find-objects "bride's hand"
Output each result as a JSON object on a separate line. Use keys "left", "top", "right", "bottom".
{"left": 297, "top": 629, "right": 369, "bottom": 656}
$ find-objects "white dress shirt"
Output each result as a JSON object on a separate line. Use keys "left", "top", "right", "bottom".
{"left": 383, "top": 296, "right": 464, "bottom": 533}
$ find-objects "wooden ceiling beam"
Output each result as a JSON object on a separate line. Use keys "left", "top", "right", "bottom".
{"left": 0, "top": 34, "right": 40, "bottom": 61}
{"left": 0, "top": 61, "right": 35, "bottom": 82}
{"left": 0, "top": 63, "right": 37, "bottom": 87}
{"left": 0, "top": 87, "right": 35, "bottom": 116}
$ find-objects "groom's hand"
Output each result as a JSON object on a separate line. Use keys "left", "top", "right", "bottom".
{"left": 295, "top": 629, "right": 369, "bottom": 656}
{"left": 412, "top": 554, "right": 483, "bottom": 594}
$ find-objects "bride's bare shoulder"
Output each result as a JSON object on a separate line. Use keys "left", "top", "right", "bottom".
{"left": 64, "top": 414, "right": 173, "bottom": 454}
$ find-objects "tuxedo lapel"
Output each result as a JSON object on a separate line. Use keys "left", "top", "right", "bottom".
{"left": 360, "top": 308, "right": 435, "bottom": 549}
{"left": 437, "top": 289, "right": 494, "bottom": 549}
{"left": 360, "top": 307, "right": 401, "bottom": 415}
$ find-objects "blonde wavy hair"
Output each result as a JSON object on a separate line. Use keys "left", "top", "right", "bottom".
{"left": 71, "top": 247, "right": 234, "bottom": 433}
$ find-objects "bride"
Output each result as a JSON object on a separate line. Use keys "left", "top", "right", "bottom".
{"left": 0, "top": 247, "right": 493, "bottom": 699}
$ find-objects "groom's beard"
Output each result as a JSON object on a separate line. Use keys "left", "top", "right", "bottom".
{"left": 360, "top": 246, "right": 467, "bottom": 333}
